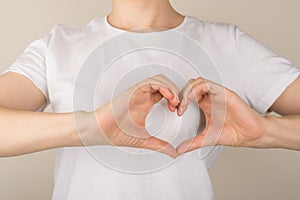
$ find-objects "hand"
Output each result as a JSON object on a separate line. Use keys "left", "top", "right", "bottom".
{"left": 92, "top": 74, "right": 180, "bottom": 158}
{"left": 176, "top": 77, "right": 269, "bottom": 155}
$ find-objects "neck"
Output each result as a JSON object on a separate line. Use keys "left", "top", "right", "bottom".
{"left": 108, "top": 0, "right": 184, "bottom": 31}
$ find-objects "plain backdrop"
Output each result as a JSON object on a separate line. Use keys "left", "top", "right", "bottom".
{"left": 0, "top": 0, "right": 300, "bottom": 199}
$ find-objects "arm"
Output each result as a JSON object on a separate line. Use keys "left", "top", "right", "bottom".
{"left": 0, "top": 72, "right": 82, "bottom": 157}
{"left": 0, "top": 72, "right": 179, "bottom": 158}
{"left": 0, "top": 107, "right": 82, "bottom": 157}
{"left": 263, "top": 76, "right": 300, "bottom": 150}
{"left": 264, "top": 114, "right": 300, "bottom": 150}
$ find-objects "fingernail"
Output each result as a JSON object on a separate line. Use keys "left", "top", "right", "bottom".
{"left": 176, "top": 148, "right": 184, "bottom": 156}
{"left": 179, "top": 106, "right": 183, "bottom": 116}
{"left": 171, "top": 106, "right": 175, "bottom": 112}
{"left": 171, "top": 152, "right": 179, "bottom": 159}
{"left": 180, "top": 106, "right": 186, "bottom": 115}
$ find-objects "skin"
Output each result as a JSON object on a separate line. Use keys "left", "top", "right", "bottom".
{"left": 0, "top": 73, "right": 180, "bottom": 158}
{"left": 176, "top": 77, "right": 300, "bottom": 155}
{"left": 87, "top": 74, "right": 180, "bottom": 158}
{"left": 0, "top": 0, "right": 300, "bottom": 158}
{"left": 108, "top": 0, "right": 184, "bottom": 31}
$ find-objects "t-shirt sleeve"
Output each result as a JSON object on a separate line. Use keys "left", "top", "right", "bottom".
{"left": 234, "top": 26, "right": 300, "bottom": 114}
{"left": 2, "top": 27, "right": 55, "bottom": 111}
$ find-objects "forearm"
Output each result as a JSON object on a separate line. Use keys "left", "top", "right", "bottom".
{"left": 262, "top": 114, "right": 300, "bottom": 150}
{"left": 0, "top": 107, "right": 85, "bottom": 157}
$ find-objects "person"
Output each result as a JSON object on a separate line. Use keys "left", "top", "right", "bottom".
{"left": 0, "top": 0, "right": 299, "bottom": 199}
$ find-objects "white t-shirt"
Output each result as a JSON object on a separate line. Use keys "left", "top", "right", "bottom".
{"left": 3, "top": 15, "right": 300, "bottom": 200}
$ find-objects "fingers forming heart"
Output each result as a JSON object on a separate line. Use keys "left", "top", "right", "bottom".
{"left": 108, "top": 74, "right": 226, "bottom": 159}
{"left": 129, "top": 76, "right": 226, "bottom": 158}
{"left": 175, "top": 77, "right": 226, "bottom": 155}
{"left": 113, "top": 74, "right": 180, "bottom": 158}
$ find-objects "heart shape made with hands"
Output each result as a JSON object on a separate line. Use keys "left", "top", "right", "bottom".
{"left": 103, "top": 73, "right": 264, "bottom": 160}
{"left": 138, "top": 76, "right": 227, "bottom": 158}
{"left": 151, "top": 75, "right": 265, "bottom": 157}
{"left": 175, "top": 77, "right": 226, "bottom": 156}
{"left": 99, "top": 74, "right": 227, "bottom": 159}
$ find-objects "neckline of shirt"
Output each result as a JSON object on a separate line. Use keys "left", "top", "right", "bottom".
{"left": 102, "top": 15, "right": 189, "bottom": 34}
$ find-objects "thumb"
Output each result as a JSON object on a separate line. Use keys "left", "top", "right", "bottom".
{"left": 137, "top": 135, "right": 178, "bottom": 159}
{"left": 176, "top": 129, "right": 217, "bottom": 156}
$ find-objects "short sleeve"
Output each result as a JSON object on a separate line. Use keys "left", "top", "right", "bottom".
{"left": 235, "top": 26, "right": 300, "bottom": 114}
{"left": 2, "top": 26, "right": 55, "bottom": 111}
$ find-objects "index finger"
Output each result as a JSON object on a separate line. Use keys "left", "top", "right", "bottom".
{"left": 153, "top": 74, "right": 180, "bottom": 101}
{"left": 148, "top": 74, "right": 180, "bottom": 106}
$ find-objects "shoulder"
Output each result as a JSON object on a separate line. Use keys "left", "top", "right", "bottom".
{"left": 47, "top": 17, "right": 107, "bottom": 43}
{"left": 185, "top": 16, "right": 238, "bottom": 36}
{"left": 182, "top": 16, "right": 242, "bottom": 53}
{"left": 51, "top": 17, "right": 101, "bottom": 35}
{"left": 182, "top": 15, "right": 242, "bottom": 49}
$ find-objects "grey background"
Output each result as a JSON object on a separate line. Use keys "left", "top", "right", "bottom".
{"left": 0, "top": 0, "right": 299, "bottom": 199}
